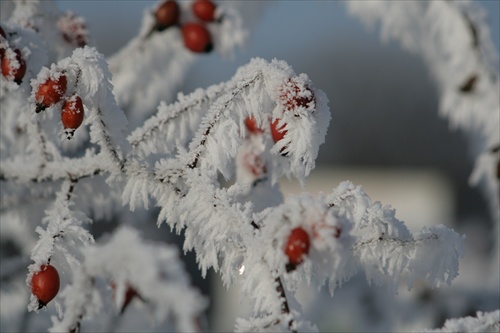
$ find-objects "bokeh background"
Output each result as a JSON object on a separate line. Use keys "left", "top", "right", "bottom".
{"left": 52, "top": 1, "right": 500, "bottom": 331}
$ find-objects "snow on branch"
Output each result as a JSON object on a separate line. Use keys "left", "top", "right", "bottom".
{"left": 27, "top": 178, "right": 93, "bottom": 312}
{"left": 121, "top": 57, "right": 330, "bottom": 277}
{"left": 49, "top": 226, "right": 207, "bottom": 333}
{"left": 222, "top": 180, "right": 464, "bottom": 332}
{"left": 128, "top": 82, "right": 226, "bottom": 157}
{"left": 1, "top": 46, "right": 129, "bottom": 185}
{"left": 326, "top": 181, "right": 464, "bottom": 291}
{"left": 119, "top": 57, "right": 465, "bottom": 331}
{"left": 133, "top": 57, "right": 330, "bottom": 185}
{"left": 422, "top": 309, "right": 500, "bottom": 333}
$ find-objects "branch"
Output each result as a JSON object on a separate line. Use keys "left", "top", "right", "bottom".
{"left": 128, "top": 85, "right": 225, "bottom": 149}
{"left": 187, "top": 73, "right": 262, "bottom": 169}
{"left": 275, "top": 276, "right": 297, "bottom": 333}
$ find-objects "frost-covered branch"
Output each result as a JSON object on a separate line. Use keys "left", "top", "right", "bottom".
{"left": 26, "top": 178, "right": 93, "bottom": 311}
{"left": 49, "top": 226, "right": 207, "bottom": 333}
{"left": 422, "top": 309, "right": 499, "bottom": 333}
{"left": 345, "top": 0, "right": 499, "bottom": 268}
{"left": 0, "top": 1, "right": 482, "bottom": 331}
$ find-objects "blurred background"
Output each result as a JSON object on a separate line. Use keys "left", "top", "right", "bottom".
{"left": 53, "top": 1, "right": 500, "bottom": 331}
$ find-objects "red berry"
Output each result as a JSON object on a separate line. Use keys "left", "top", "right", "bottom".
{"left": 243, "top": 151, "right": 267, "bottom": 177}
{"left": 1, "top": 48, "right": 26, "bottom": 84}
{"left": 155, "top": 0, "right": 180, "bottom": 31}
{"left": 192, "top": 0, "right": 217, "bottom": 22}
{"left": 279, "top": 78, "right": 314, "bottom": 112}
{"left": 111, "top": 282, "right": 141, "bottom": 314}
{"left": 270, "top": 118, "right": 287, "bottom": 143}
{"left": 285, "top": 227, "right": 310, "bottom": 267}
{"left": 245, "top": 116, "right": 263, "bottom": 134}
{"left": 35, "top": 73, "right": 67, "bottom": 112}
{"left": 58, "top": 12, "right": 88, "bottom": 48}
{"left": 31, "top": 264, "right": 60, "bottom": 309}
{"left": 61, "top": 95, "right": 84, "bottom": 139}
{"left": 181, "top": 22, "right": 213, "bottom": 53}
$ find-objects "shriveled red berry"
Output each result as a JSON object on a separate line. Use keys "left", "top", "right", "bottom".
{"left": 280, "top": 78, "right": 314, "bottom": 112}
{"left": 1, "top": 48, "right": 26, "bottom": 84}
{"left": 245, "top": 116, "right": 263, "bottom": 134}
{"left": 181, "top": 22, "right": 213, "bottom": 53}
{"left": 35, "top": 73, "right": 67, "bottom": 113}
{"left": 155, "top": 0, "right": 180, "bottom": 31}
{"left": 285, "top": 227, "right": 310, "bottom": 268}
{"left": 57, "top": 12, "right": 88, "bottom": 48}
{"left": 61, "top": 95, "right": 84, "bottom": 139}
{"left": 192, "top": 0, "right": 217, "bottom": 22}
{"left": 270, "top": 118, "right": 287, "bottom": 143}
{"left": 31, "top": 264, "right": 60, "bottom": 309}
{"left": 243, "top": 151, "right": 267, "bottom": 177}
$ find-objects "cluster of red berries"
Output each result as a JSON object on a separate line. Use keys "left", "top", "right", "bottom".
{"left": 1, "top": 25, "right": 27, "bottom": 85}
{"left": 34, "top": 73, "right": 84, "bottom": 139}
{"left": 152, "top": 0, "right": 218, "bottom": 53}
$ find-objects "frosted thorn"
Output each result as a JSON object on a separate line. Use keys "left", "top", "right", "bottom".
{"left": 65, "top": 129, "right": 75, "bottom": 140}
{"left": 238, "top": 265, "right": 245, "bottom": 275}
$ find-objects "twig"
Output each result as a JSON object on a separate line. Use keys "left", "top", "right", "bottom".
{"left": 187, "top": 73, "right": 262, "bottom": 169}
{"left": 275, "top": 276, "right": 297, "bottom": 333}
